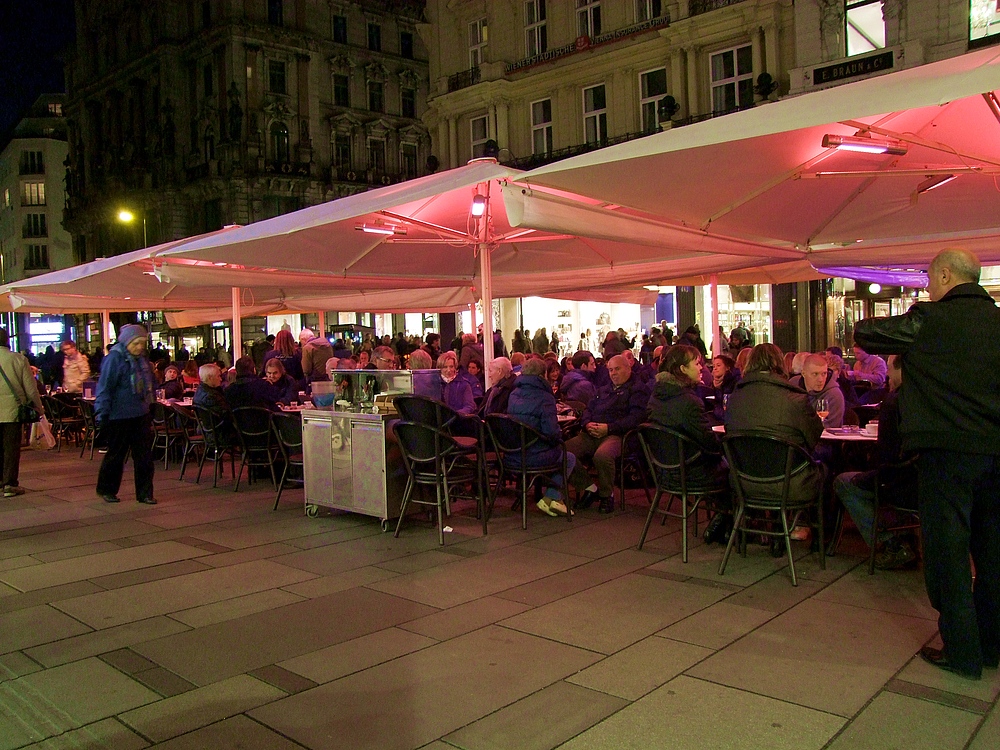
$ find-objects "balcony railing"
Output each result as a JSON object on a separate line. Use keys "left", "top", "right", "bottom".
{"left": 689, "top": 0, "right": 747, "bottom": 17}
{"left": 448, "top": 66, "right": 481, "bottom": 93}
{"left": 507, "top": 103, "right": 755, "bottom": 170}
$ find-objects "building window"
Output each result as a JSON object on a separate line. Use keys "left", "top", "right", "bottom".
{"left": 20, "top": 151, "right": 44, "bottom": 175}
{"left": 583, "top": 84, "right": 607, "bottom": 145}
{"left": 268, "top": 0, "right": 283, "bottom": 26}
{"left": 846, "top": 1, "right": 885, "bottom": 56}
{"left": 333, "top": 15, "right": 348, "bottom": 44}
{"left": 469, "top": 18, "right": 487, "bottom": 68}
{"left": 971, "top": 0, "right": 1000, "bottom": 46}
{"left": 333, "top": 135, "right": 352, "bottom": 168}
{"left": 47, "top": 102, "right": 63, "bottom": 116}
{"left": 531, "top": 98, "right": 553, "bottom": 155}
{"left": 368, "top": 23, "right": 382, "bottom": 52}
{"left": 333, "top": 74, "right": 350, "bottom": 107}
{"left": 203, "top": 63, "right": 213, "bottom": 96}
{"left": 470, "top": 115, "right": 490, "bottom": 159}
{"left": 22, "top": 182, "right": 45, "bottom": 206}
{"left": 202, "top": 1, "right": 211, "bottom": 27}
{"left": 577, "top": 1, "right": 601, "bottom": 38}
{"left": 525, "top": 1, "right": 547, "bottom": 57}
{"left": 639, "top": 68, "right": 668, "bottom": 133}
{"left": 2, "top": 188, "right": 9, "bottom": 207}
{"left": 367, "top": 139, "right": 386, "bottom": 173}
{"left": 401, "top": 143, "right": 418, "bottom": 179}
{"left": 268, "top": 60, "right": 287, "bottom": 94}
{"left": 23, "top": 213, "right": 48, "bottom": 238}
{"left": 368, "top": 81, "right": 384, "bottom": 112}
{"left": 25, "top": 245, "right": 49, "bottom": 270}
{"left": 636, "top": 0, "right": 662, "bottom": 21}
{"left": 401, "top": 87, "right": 416, "bottom": 118}
{"left": 710, "top": 44, "right": 753, "bottom": 114}
{"left": 400, "top": 31, "right": 414, "bottom": 59}
{"left": 270, "top": 122, "right": 290, "bottom": 162}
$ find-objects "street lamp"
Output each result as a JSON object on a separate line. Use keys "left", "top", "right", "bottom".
{"left": 116, "top": 208, "right": 147, "bottom": 248}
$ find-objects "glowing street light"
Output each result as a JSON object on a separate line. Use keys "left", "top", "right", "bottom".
{"left": 116, "top": 208, "right": 147, "bottom": 247}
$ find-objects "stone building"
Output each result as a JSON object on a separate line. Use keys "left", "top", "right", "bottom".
{"left": 64, "top": 0, "right": 431, "bottom": 261}
{"left": 791, "top": 0, "right": 999, "bottom": 94}
{"left": 422, "top": 0, "right": 795, "bottom": 171}
{"left": 0, "top": 95, "right": 72, "bottom": 284}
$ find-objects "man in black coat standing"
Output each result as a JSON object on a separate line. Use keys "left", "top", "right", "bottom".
{"left": 855, "top": 248, "right": 1000, "bottom": 681}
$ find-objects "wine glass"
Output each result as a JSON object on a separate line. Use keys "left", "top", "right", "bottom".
{"left": 815, "top": 397, "right": 829, "bottom": 423}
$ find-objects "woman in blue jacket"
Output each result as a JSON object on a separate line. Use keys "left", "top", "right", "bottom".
{"left": 94, "top": 324, "right": 157, "bottom": 504}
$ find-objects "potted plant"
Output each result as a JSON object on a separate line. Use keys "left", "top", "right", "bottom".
{"left": 754, "top": 73, "right": 778, "bottom": 103}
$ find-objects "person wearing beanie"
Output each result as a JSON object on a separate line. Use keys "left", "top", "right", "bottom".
{"left": 94, "top": 324, "right": 157, "bottom": 504}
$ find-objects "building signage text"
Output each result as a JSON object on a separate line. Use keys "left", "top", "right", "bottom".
{"left": 813, "top": 51, "right": 894, "bottom": 86}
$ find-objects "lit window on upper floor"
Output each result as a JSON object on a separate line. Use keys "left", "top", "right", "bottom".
{"left": 47, "top": 102, "right": 63, "bottom": 116}
{"left": 971, "top": 0, "right": 1000, "bottom": 46}
{"left": 846, "top": 0, "right": 885, "bottom": 56}
{"left": 22, "top": 182, "right": 45, "bottom": 206}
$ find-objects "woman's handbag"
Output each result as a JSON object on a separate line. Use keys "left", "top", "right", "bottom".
{"left": 0, "top": 363, "right": 41, "bottom": 424}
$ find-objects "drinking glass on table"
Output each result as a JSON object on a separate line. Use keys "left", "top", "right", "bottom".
{"left": 815, "top": 397, "right": 829, "bottom": 423}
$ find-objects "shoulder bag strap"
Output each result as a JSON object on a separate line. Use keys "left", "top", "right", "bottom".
{"left": 0, "top": 362, "right": 28, "bottom": 408}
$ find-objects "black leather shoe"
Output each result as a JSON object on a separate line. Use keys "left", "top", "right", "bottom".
{"left": 919, "top": 646, "right": 982, "bottom": 680}
{"left": 99, "top": 494, "right": 120, "bottom": 503}
{"left": 137, "top": 497, "right": 157, "bottom": 505}
{"left": 598, "top": 496, "right": 615, "bottom": 514}
{"left": 703, "top": 514, "right": 731, "bottom": 545}
{"left": 576, "top": 490, "right": 599, "bottom": 510}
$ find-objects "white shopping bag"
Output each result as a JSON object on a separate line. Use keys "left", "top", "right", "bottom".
{"left": 38, "top": 416, "right": 57, "bottom": 450}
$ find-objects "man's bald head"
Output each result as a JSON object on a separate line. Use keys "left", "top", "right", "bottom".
{"left": 607, "top": 354, "right": 632, "bottom": 386}
{"left": 927, "top": 248, "right": 980, "bottom": 301}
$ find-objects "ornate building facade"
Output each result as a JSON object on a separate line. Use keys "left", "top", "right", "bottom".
{"left": 421, "top": 0, "right": 796, "bottom": 171}
{"left": 64, "top": 0, "right": 430, "bottom": 260}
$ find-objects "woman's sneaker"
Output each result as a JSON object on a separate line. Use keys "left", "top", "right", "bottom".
{"left": 536, "top": 498, "right": 559, "bottom": 517}
{"left": 3, "top": 485, "right": 25, "bottom": 498}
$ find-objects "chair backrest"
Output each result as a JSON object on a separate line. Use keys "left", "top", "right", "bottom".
{"left": 78, "top": 398, "right": 97, "bottom": 428}
{"left": 172, "top": 404, "right": 198, "bottom": 432}
{"left": 232, "top": 406, "right": 274, "bottom": 450}
{"left": 876, "top": 454, "right": 919, "bottom": 508}
{"left": 193, "top": 405, "right": 231, "bottom": 449}
{"left": 395, "top": 421, "right": 457, "bottom": 467}
{"left": 637, "top": 423, "right": 702, "bottom": 473}
{"left": 394, "top": 394, "right": 457, "bottom": 429}
{"left": 723, "top": 430, "right": 817, "bottom": 504}
{"left": 150, "top": 401, "right": 173, "bottom": 429}
{"left": 484, "top": 414, "right": 547, "bottom": 466}
{"left": 41, "top": 394, "right": 59, "bottom": 422}
{"left": 271, "top": 412, "right": 303, "bottom": 462}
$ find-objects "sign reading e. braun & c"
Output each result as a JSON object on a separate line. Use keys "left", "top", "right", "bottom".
{"left": 813, "top": 51, "right": 894, "bottom": 86}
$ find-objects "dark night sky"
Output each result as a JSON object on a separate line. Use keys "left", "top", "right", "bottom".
{"left": 0, "top": 0, "right": 76, "bottom": 143}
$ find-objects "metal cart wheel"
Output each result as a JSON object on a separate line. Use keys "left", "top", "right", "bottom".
{"left": 305, "top": 504, "right": 320, "bottom": 518}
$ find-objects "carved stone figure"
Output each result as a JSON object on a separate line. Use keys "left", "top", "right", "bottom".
{"left": 817, "top": 0, "right": 844, "bottom": 60}
{"left": 228, "top": 82, "right": 243, "bottom": 142}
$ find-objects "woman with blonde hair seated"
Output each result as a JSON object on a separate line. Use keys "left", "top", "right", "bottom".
{"left": 437, "top": 351, "right": 475, "bottom": 415}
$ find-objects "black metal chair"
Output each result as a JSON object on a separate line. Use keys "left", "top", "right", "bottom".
{"left": 868, "top": 455, "right": 920, "bottom": 575}
{"left": 394, "top": 394, "right": 484, "bottom": 520}
{"left": 394, "top": 421, "right": 479, "bottom": 545}
{"left": 78, "top": 398, "right": 101, "bottom": 459}
{"left": 231, "top": 407, "right": 280, "bottom": 492}
{"left": 721, "top": 430, "right": 826, "bottom": 586}
{"left": 484, "top": 414, "right": 572, "bottom": 531}
{"left": 636, "top": 423, "right": 730, "bottom": 562}
{"left": 271, "top": 411, "right": 304, "bottom": 510}
{"left": 171, "top": 405, "right": 205, "bottom": 481}
{"left": 617, "top": 427, "right": 652, "bottom": 511}
{"left": 192, "top": 406, "right": 239, "bottom": 487}
{"left": 150, "top": 401, "right": 181, "bottom": 469}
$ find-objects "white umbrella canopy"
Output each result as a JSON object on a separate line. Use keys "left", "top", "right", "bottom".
{"left": 519, "top": 45, "right": 1000, "bottom": 274}
{"left": 155, "top": 160, "right": 791, "bottom": 298}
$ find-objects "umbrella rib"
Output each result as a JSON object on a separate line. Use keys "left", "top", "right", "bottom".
{"left": 842, "top": 118, "right": 1000, "bottom": 168}
{"left": 702, "top": 148, "right": 842, "bottom": 231}
{"left": 806, "top": 173, "right": 882, "bottom": 246}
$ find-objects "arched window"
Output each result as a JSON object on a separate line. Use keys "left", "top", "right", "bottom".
{"left": 270, "top": 122, "right": 289, "bottom": 163}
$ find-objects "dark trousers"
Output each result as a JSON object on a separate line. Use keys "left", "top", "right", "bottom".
{"left": 1, "top": 421, "right": 23, "bottom": 487}
{"left": 97, "top": 414, "right": 155, "bottom": 501}
{"left": 918, "top": 450, "right": 1000, "bottom": 673}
